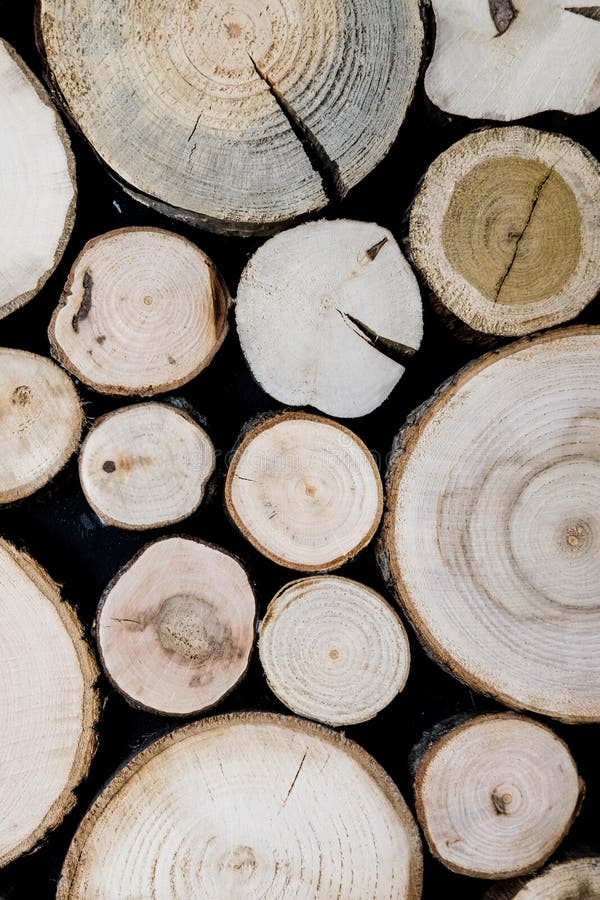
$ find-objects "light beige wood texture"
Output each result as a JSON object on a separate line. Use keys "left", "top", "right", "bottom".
{"left": 0, "top": 539, "right": 98, "bottom": 866}
{"left": 226, "top": 412, "right": 383, "bottom": 571}
{"left": 0, "top": 39, "right": 75, "bottom": 319}
{"left": 483, "top": 857, "right": 600, "bottom": 899}
{"left": 0, "top": 348, "right": 82, "bottom": 503}
{"left": 57, "top": 712, "right": 423, "bottom": 898}
{"left": 235, "top": 219, "right": 423, "bottom": 417}
{"left": 259, "top": 576, "right": 410, "bottom": 726}
{"left": 380, "top": 326, "right": 600, "bottom": 722}
{"left": 409, "top": 127, "right": 600, "bottom": 338}
{"left": 38, "top": 0, "right": 423, "bottom": 234}
{"left": 49, "top": 228, "right": 229, "bottom": 395}
{"left": 414, "top": 713, "right": 583, "bottom": 879}
{"left": 97, "top": 537, "right": 256, "bottom": 716}
{"left": 425, "top": 0, "right": 600, "bottom": 120}
{"left": 79, "top": 402, "right": 215, "bottom": 529}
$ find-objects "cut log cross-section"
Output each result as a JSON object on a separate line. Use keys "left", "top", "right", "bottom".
{"left": 0, "top": 39, "right": 75, "bottom": 319}
{"left": 58, "top": 713, "right": 423, "bottom": 898}
{"left": 483, "top": 857, "right": 600, "bottom": 899}
{"left": 0, "top": 539, "right": 98, "bottom": 867}
{"left": 226, "top": 413, "right": 383, "bottom": 571}
{"left": 39, "top": 0, "right": 424, "bottom": 234}
{"left": 236, "top": 220, "right": 423, "bottom": 417}
{"left": 409, "top": 127, "right": 600, "bottom": 339}
{"left": 380, "top": 326, "right": 600, "bottom": 722}
{"left": 413, "top": 714, "right": 583, "bottom": 879}
{"left": 97, "top": 537, "right": 256, "bottom": 716}
{"left": 49, "top": 228, "right": 229, "bottom": 395}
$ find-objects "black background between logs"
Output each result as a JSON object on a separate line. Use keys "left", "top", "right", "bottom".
{"left": 1, "top": 2, "right": 599, "bottom": 897}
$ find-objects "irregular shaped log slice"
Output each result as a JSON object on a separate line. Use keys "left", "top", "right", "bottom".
{"left": 379, "top": 326, "right": 600, "bottom": 721}
{"left": 79, "top": 403, "right": 215, "bottom": 530}
{"left": 236, "top": 220, "right": 423, "bottom": 417}
{"left": 409, "top": 127, "right": 600, "bottom": 339}
{"left": 0, "top": 539, "right": 98, "bottom": 866}
{"left": 414, "top": 713, "right": 583, "bottom": 879}
{"left": 49, "top": 228, "right": 229, "bottom": 395}
{"left": 483, "top": 857, "right": 600, "bottom": 899}
{"left": 226, "top": 412, "right": 383, "bottom": 571}
{"left": 57, "top": 713, "right": 423, "bottom": 898}
{"left": 0, "top": 39, "right": 75, "bottom": 319}
{"left": 425, "top": 0, "right": 600, "bottom": 119}
{"left": 259, "top": 576, "right": 410, "bottom": 726}
{"left": 0, "top": 348, "right": 82, "bottom": 503}
{"left": 97, "top": 537, "right": 256, "bottom": 716}
{"left": 39, "top": 0, "right": 424, "bottom": 235}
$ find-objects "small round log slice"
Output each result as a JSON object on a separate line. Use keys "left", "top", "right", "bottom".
{"left": 226, "top": 412, "right": 383, "bottom": 571}
{"left": 414, "top": 713, "right": 583, "bottom": 879}
{"left": 0, "top": 348, "right": 82, "bottom": 503}
{"left": 379, "top": 326, "right": 600, "bottom": 721}
{"left": 39, "top": 0, "right": 423, "bottom": 235}
{"left": 57, "top": 712, "right": 423, "bottom": 898}
{"left": 236, "top": 220, "right": 423, "bottom": 417}
{"left": 49, "top": 228, "right": 229, "bottom": 395}
{"left": 0, "top": 39, "right": 75, "bottom": 319}
{"left": 79, "top": 402, "right": 215, "bottom": 530}
{"left": 259, "top": 575, "right": 410, "bottom": 726}
{"left": 409, "top": 127, "right": 600, "bottom": 338}
{"left": 0, "top": 539, "right": 98, "bottom": 866}
{"left": 97, "top": 537, "right": 256, "bottom": 716}
{"left": 483, "top": 857, "right": 600, "bottom": 899}
{"left": 425, "top": 0, "right": 600, "bottom": 119}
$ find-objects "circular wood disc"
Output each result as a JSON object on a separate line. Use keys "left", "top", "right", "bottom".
{"left": 259, "top": 576, "right": 410, "bottom": 726}
{"left": 236, "top": 219, "right": 423, "bottom": 417}
{"left": 380, "top": 326, "right": 600, "bottom": 721}
{"left": 409, "top": 127, "right": 600, "bottom": 338}
{"left": 226, "top": 412, "right": 383, "bottom": 571}
{"left": 0, "top": 539, "right": 98, "bottom": 866}
{"left": 414, "top": 714, "right": 583, "bottom": 879}
{"left": 97, "top": 537, "right": 256, "bottom": 716}
{"left": 484, "top": 858, "right": 600, "bottom": 899}
{"left": 0, "top": 348, "right": 82, "bottom": 503}
{"left": 0, "top": 39, "right": 75, "bottom": 319}
{"left": 79, "top": 402, "right": 215, "bottom": 530}
{"left": 58, "top": 712, "right": 423, "bottom": 898}
{"left": 49, "top": 228, "right": 229, "bottom": 396}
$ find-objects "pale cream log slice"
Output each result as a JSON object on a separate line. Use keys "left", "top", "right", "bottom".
{"left": 414, "top": 713, "right": 583, "bottom": 879}
{"left": 0, "top": 539, "right": 98, "bottom": 866}
{"left": 380, "top": 326, "right": 600, "bottom": 721}
{"left": 425, "top": 0, "right": 600, "bottom": 120}
{"left": 259, "top": 576, "right": 410, "bottom": 726}
{"left": 79, "top": 402, "right": 215, "bottom": 530}
{"left": 97, "top": 537, "right": 256, "bottom": 716}
{"left": 484, "top": 858, "right": 600, "bottom": 899}
{"left": 226, "top": 413, "right": 383, "bottom": 571}
{"left": 409, "top": 127, "right": 600, "bottom": 338}
{"left": 57, "top": 712, "right": 422, "bottom": 899}
{"left": 236, "top": 220, "right": 423, "bottom": 417}
{"left": 49, "top": 228, "right": 229, "bottom": 395}
{"left": 39, "top": 0, "right": 423, "bottom": 234}
{"left": 0, "top": 40, "right": 75, "bottom": 319}
{"left": 0, "top": 348, "right": 82, "bottom": 503}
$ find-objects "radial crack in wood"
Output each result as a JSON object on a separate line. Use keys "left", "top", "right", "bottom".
{"left": 483, "top": 857, "right": 600, "bottom": 899}
{"left": 566, "top": 6, "right": 600, "bottom": 21}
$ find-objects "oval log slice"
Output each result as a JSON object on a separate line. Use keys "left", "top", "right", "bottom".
{"left": 483, "top": 857, "right": 600, "bottom": 899}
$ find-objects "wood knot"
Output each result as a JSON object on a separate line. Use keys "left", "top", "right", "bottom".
{"left": 154, "top": 594, "right": 234, "bottom": 665}
{"left": 12, "top": 385, "right": 32, "bottom": 406}
{"left": 102, "top": 460, "right": 116, "bottom": 473}
{"left": 491, "top": 789, "right": 513, "bottom": 815}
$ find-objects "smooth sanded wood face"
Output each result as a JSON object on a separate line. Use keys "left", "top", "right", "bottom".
{"left": 39, "top": 0, "right": 423, "bottom": 234}
{"left": 97, "top": 537, "right": 256, "bottom": 716}
{"left": 425, "top": 0, "right": 600, "bottom": 119}
{"left": 415, "top": 714, "right": 582, "bottom": 879}
{"left": 0, "top": 40, "right": 75, "bottom": 319}
{"left": 0, "top": 540, "right": 98, "bottom": 866}
{"left": 0, "top": 348, "right": 82, "bottom": 503}
{"left": 410, "top": 127, "right": 600, "bottom": 337}
{"left": 381, "top": 327, "right": 600, "bottom": 721}
{"left": 259, "top": 576, "right": 410, "bottom": 726}
{"left": 484, "top": 858, "right": 600, "bottom": 899}
{"left": 79, "top": 403, "right": 215, "bottom": 529}
{"left": 49, "top": 228, "right": 229, "bottom": 395}
{"left": 226, "top": 413, "right": 383, "bottom": 571}
{"left": 58, "top": 713, "right": 423, "bottom": 898}
{"left": 236, "top": 219, "right": 423, "bottom": 417}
